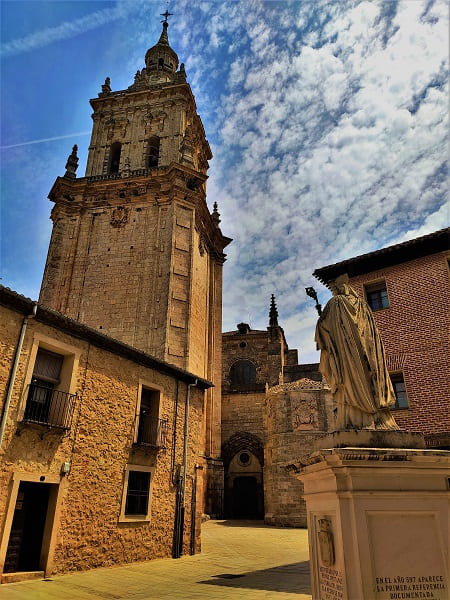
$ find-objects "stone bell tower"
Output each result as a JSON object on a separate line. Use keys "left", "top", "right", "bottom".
{"left": 39, "top": 16, "right": 230, "bottom": 476}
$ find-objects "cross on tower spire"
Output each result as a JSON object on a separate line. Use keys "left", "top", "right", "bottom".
{"left": 160, "top": 10, "right": 173, "bottom": 23}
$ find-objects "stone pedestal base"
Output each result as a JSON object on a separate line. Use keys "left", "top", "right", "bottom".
{"left": 294, "top": 447, "right": 449, "bottom": 600}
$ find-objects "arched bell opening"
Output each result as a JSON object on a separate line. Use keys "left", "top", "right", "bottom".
{"left": 108, "top": 142, "right": 122, "bottom": 174}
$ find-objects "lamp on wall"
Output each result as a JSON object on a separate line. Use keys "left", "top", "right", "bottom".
{"left": 60, "top": 461, "right": 71, "bottom": 476}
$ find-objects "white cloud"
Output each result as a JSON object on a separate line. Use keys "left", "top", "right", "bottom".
{"left": 2, "top": 0, "right": 447, "bottom": 368}
{"left": 214, "top": 0, "right": 448, "bottom": 361}
{"left": 1, "top": 6, "right": 126, "bottom": 57}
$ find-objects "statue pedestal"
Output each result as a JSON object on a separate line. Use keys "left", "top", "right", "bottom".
{"left": 293, "top": 445, "right": 449, "bottom": 600}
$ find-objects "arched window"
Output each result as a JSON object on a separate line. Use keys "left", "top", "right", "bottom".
{"left": 158, "top": 58, "right": 164, "bottom": 68}
{"left": 148, "top": 136, "right": 160, "bottom": 168}
{"left": 108, "top": 142, "right": 121, "bottom": 174}
{"left": 229, "top": 360, "right": 256, "bottom": 387}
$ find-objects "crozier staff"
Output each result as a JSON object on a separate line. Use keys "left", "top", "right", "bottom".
{"left": 315, "top": 273, "right": 399, "bottom": 430}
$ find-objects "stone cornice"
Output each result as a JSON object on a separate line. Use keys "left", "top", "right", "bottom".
{"left": 48, "top": 163, "right": 231, "bottom": 258}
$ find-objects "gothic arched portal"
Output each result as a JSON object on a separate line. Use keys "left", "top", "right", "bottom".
{"left": 222, "top": 432, "right": 264, "bottom": 519}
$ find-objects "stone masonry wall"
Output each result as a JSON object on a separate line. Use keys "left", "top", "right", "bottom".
{"left": 0, "top": 304, "right": 205, "bottom": 575}
{"left": 221, "top": 391, "right": 266, "bottom": 449}
{"left": 348, "top": 251, "right": 450, "bottom": 439}
{"left": 264, "top": 381, "right": 333, "bottom": 527}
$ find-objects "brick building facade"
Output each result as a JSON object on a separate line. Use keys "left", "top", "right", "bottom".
{"left": 314, "top": 227, "right": 450, "bottom": 448}
{"left": 0, "top": 287, "right": 209, "bottom": 581}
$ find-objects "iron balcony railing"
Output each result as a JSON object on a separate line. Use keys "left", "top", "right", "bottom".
{"left": 23, "top": 383, "right": 76, "bottom": 430}
{"left": 135, "top": 414, "right": 168, "bottom": 449}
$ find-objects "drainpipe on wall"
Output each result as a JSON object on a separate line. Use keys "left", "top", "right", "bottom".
{"left": 0, "top": 303, "right": 37, "bottom": 448}
{"left": 190, "top": 464, "right": 203, "bottom": 555}
{"left": 171, "top": 380, "right": 180, "bottom": 486}
{"left": 173, "top": 379, "right": 197, "bottom": 558}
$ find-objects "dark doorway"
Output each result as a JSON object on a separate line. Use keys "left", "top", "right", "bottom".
{"left": 233, "top": 476, "right": 259, "bottom": 518}
{"left": 4, "top": 482, "right": 51, "bottom": 573}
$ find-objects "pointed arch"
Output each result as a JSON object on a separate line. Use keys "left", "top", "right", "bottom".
{"left": 221, "top": 431, "right": 264, "bottom": 469}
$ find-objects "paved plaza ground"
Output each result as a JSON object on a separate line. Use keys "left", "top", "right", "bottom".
{"left": 0, "top": 520, "right": 312, "bottom": 599}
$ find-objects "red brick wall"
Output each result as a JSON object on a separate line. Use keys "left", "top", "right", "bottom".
{"left": 348, "top": 251, "right": 450, "bottom": 438}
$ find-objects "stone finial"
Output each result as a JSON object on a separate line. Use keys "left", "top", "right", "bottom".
{"left": 212, "top": 202, "right": 221, "bottom": 227}
{"left": 64, "top": 145, "right": 79, "bottom": 179}
{"left": 101, "top": 77, "right": 112, "bottom": 95}
{"left": 237, "top": 323, "right": 250, "bottom": 334}
{"left": 269, "top": 294, "right": 279, "bottom": 328}
{"left": 179, "top": 63, "right": 187, "bottom": 80}
{"left": 157, "top": 20, "right": 170, "bottom": 46}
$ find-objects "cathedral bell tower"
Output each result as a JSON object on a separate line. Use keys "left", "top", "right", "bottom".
{"left": 39, "top": 16, "right": 230, "bottom": 467}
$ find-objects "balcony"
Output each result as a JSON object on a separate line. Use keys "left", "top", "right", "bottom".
{"left": 23, "top": 383, "right": 76, "bottom": 430}
{"left": 135, "top": 414, "right": 168, "bottom": 449}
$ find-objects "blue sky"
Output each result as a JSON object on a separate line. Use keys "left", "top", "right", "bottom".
{"left": 1, "top": 0, "right": 448, "bottom": 363}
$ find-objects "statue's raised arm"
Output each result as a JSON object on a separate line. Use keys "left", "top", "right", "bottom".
{"left": 315, "top": 273, "right": 399, "bottom": 430}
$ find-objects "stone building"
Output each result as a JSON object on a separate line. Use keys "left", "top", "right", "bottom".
{"left": 0, "top": 18, "right": 229, "bottom": 581}
{"left": 37, "top": 19, "right": 230, "bottom": 516}
{"left": 313, "top": 227, "right": 450, "bottom": 449}
{"left": 221, "top": 296, "right": 328, "bottom": 523}
{"left": 264, "top": 380, "right": 332, "bottom": 527}
{"left": 0, "top": 286, "right": 209, "bottom": 581}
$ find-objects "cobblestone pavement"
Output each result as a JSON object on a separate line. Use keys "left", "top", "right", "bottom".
{"left": 0, "top": 520, "right": 311, "bottom": 600}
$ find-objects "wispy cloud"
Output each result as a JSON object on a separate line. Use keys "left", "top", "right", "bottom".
{"left": 1, "top": 132, "right": 91, "bottom": 150}
{"left": 1, "top": 0, "right": 448, "bottom": 364}
{"left": 1, "top": 6, "right": 124, "bottom": 57}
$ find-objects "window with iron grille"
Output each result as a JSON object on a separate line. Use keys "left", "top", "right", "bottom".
{"left": 136, "top": 388, "right": 167, "bottom": 447}
{"left": 364, "top": 280, "right": 389, "bottom": 311}
{"left": 119, "top": 465, "right": 155, "bottom": 521}
{"left": 23, "top": 346, "right": 77, "bottom": 429}
{"left": 25, "top": 349, "right": 63, "bottom": 424}
{"left": 125, "top": 470, "right": 151, "bottom": 516}
{"left": 390, "top": 372, "right": 409, "bottom": 409}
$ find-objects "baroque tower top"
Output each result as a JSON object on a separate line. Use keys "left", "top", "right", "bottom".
{"left": 40, "top": 14, "right": 231, "bottom": 379}
{"left": 83, "top": 14, "right": 211, "bottom": 179}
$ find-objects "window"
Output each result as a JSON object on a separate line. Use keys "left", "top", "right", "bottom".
{"left": 229, "top": 360, "right": 257, "bottom": 387}
{"left": 147, "top": 136, "right": 160, "bottom": 168}
{"left": 125, "top": 471, "right": 150, "bottom": 515}
{"left": 365, "top": 280, "right": 389, "bottom": 311}
{"left": 158, "top": 58, "right": 164, "bottom": 68}
{"left": 390, "top": 373, "right": 409, "bottom": 409}
{"left": 108, "top": 142, "right": 122, "bottom": 174}
{"left": 135, "top": 387, "right": 167, "bottom": 448}
{"left": 24, "top": 348, "right": 75, "bottom": 429}
{"left": 20, "top": 336, "right": 79, "bottom": 430}
{"left": 119, "top": 465, "right": 155, "bottom": 521}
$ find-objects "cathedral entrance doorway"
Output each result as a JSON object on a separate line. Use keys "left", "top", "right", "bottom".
{"left": 233, "top": 476, "right": 258, "bottom": 518}
{"left": 222, "top": 433, "right": 264, "bottom": 519}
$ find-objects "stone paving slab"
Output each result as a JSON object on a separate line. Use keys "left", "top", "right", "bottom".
{"left": 0, "top": 520, "right": 312, "bottom": 599}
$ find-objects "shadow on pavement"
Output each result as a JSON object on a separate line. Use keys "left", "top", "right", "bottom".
{"left": 213, "top": 519, "right": 305, "bottom": 530}
{"left": 198, "top": 561, "right": 311, "bottom": 594}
